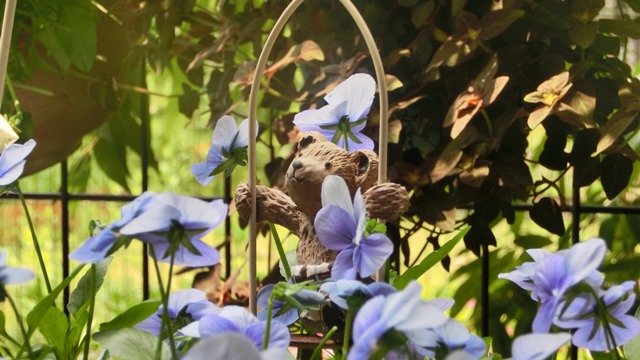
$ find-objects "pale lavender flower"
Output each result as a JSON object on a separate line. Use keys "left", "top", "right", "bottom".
{"left": 409, "top": 319, "right": 486, "bottom": 359}
{"left": 294, "top": 73, "right": 376, "bottom": 151}
{"left": 555, "top": 281, "right": 640, "bottom": 351}
{"left": 320, "top": 279, "right": 396, "bottom": 310}
{"left": 0, "top": 115, "right": 18, "bottom": 148}
{"left": 70, "top": 192, "right": 156, "bottom": 263}
{"left": 136, "top": 288, "right": 218, "bottom": 336}
{"left": 181, "top": 305, "right": 290, "bottom": 350}
{"left": 119, "top": 192, "right": 228, "bottom": 266}
{"left": 0, "top": 251, "right": 34, "bottom": 286}
{"left": 0, "top": 139, "right": 36, "bottom": 186}
{"left": 315, "top": 175, "right": 393, "bottom": 280}
{"left": 511, "top": 333, "right": 571, "bottom": 360}
{"left": 348, "top": 281, "right": 448, "bottom": 360}
{"left": 191, "top": 116, "right": 257, "bottom": 186}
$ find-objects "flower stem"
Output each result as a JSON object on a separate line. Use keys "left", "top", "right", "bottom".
{"left": 342, "top": 309, "right": 353, "bottom": 360}
{"left": 310, "top": 326, "right": 338, "bottom": 360}
{"left": 151, "top": 253, "right": 179, "bottom": 360}
{"left": 480, "top": 109, "right": 494, "bottom": 138}
{"left": 270, "top": 223, "right": 291, "bottom": 280}
{"left": 82, "top": 265, "right": 97, "bottom": 360}
{"left": 16, "top": 185, "right": 52, "bottom": 294}
{"left": 262, "top": 291, "right": 275, "bottom": 351}
{"left": 6, "top": 293, "right": 32, "bottom": 359}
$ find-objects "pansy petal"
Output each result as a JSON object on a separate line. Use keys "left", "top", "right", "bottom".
{"left": 247, "top": 321, "right": 291, "bottom": 349}
{"left": 182, "top": 333, "right": 262, "bottom": 360}
{"left": 198, "top": 313, "right": 241, "bottom": 338}
{"left": 324, "top": 74, "right": 376, "bottom": 121}
{"left": 0, "top": 160, "right": 26, "bottom": 186}
{"left": 120, "top": 204, "right": 179, "bottom": 235}
{"left": 331, "top": 248, "right": 357, "bottom": 280}
{"left": 150, "top": 239, "right": 220, "bottom": 267}
{"left": 293, "top": 101, "right": 347, "bottom": 130}
{"left": 465, "top": 334, "right": 487, "bottom": 358}
{"left": 191, "top": 161, "right": 217, "bottom": 186}
{"left": 315, "top": 206, "right": 357, "bottom": 251}
{"left": 357, "top": 233, "right": 393, "bottom": 278}
{"left": 235, "top": 118, "right": 258, "bottom": 149}
{"left": 564, "top": 238, "right": 606, "bottom": 285}
{"left": 532, "top": 300, "right": 556, "bottom": 333}
{"left": 426, "top": 298, "right": 455, "bottom": 311}
{"left": 69, "top": 235, "right": 114, "bottom": 264}
{"left": 135, "top": 313, "right": 163, "bottom": 336}
{"left": 166, "top": 289, "right": 207, "bottom": 317}
{"left": 212, "top": 115, "right": 238, "bottom": 151}
{"left": 320, "top": 175, "right": 354, "bottom": 217}
{"left": 435, "top": 319, "right": 471, "bottom": 347}
{"left": 512, "top": 332, "right": 571, "bottom": 360}
{"left": 0, "top": 140, "right": 36, "bottom": 184}
{"left": 345, "top": 132, "right": 375, "bottom": 152}
{"left": 0, "top": 266, "right": 35, "bottom": 285}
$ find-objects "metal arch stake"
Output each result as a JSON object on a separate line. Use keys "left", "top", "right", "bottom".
{"left": 247, "top": 0, "right": 389, "bottom": 314}
{"left": 0, "top": 0, "right": 18, "bottom": 108}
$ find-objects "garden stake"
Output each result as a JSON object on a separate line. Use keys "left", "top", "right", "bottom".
{"left": 0, "top": 0, "right": 17, "bottom": 107}
{"left": 247, "top": 0, "right": 390, "bottom": 314}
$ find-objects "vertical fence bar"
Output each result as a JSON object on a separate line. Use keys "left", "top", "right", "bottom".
{"left": 570, "top": 178, "right": 581, "bottom": 359}
{"left": 61, "top": 160, "right": 70, "bottom": 311}
{"left": 140, "top": 65, "right": 151, "bottom": 300}
{"left": 481, "top": 242, "right": 489, "bottom": 337}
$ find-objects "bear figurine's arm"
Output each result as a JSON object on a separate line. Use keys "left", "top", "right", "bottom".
{"left": 362, "top": 183, "right": 410, "bottom": 221}
{"left": 235, "top": 183, "right": 304, "bottom": 234}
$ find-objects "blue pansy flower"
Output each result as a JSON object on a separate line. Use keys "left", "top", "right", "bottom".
{"left": 70, "top": 192, "right": 156, "bottom": 263}
{"left": 511, "top": 333, "right": 571, "bottom": 360}
{"left": 555, "top": 280, "right": 640, "bottom": 351}
{"left": 136, "top": 289, "right": 219, "bottom": 337}
{"left": 314, "top": 175, "right": 393, "bottom": 280}
{"left": 293, "top": 73, "right": 376, "bottom": 152}
{"left": 320, "top": 279, "right": 396, "bottom": 310}
{"left": 181, "top": 305, "right": 290, "bottom": 350}
{"left": 348, "top": 281, "right": 448, "bottom": 360}
{"left": 409, "top": 318, "right": 486, "bottom": 359}
{"left": 499, "top": 238, "right": 606, "bottom": 333}
{"left": 256, "top": 283, "right": 325, "bottom": 326}
{"left": 191, "top": 116, "right": 257, "bottom": 186}
{"left": 0, "top": 139, "right": 36, "bottom": 186}
{"left": 119, "top": 192, "right": 228, "bottom": 266}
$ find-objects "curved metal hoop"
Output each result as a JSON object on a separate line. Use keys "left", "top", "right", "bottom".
{"left": 247, "top": 0, "right": 389, "bottom": 314}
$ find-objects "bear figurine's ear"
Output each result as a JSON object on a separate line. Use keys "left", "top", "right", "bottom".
{"left": 353, "top": 150, "right": 378, "bottom": 190}
{"left": 296, "top": 132, "right": 328, "bottom": 152}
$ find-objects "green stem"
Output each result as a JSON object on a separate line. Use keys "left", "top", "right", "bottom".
{"left": 269, "top": 223, "right": 291, "bottom": 280}
{"left": 480, "top": 108, "right": 494, "bottom": 138}
{"left": 262, "top": 291, "right": 275, "bottom": 351}
{"left": 17, "top": 185, "right": 52, "bottom": 293}
{"left": 310, "top": 326, "right": 338, "bottom": 360}
{"left": 82, "top": 265, "right": 97, "bottom": 360}
{"left": 6, "top": 293, "right": 32, "bottom": 359}
{"left": 342, "top": 309, "right": 353, "bottom": 360}
{"left": 151, "top": 254, "right": 179, "bottom": 360}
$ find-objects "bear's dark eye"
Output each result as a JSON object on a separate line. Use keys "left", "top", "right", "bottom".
{"left": 299, "top": 135, "right": 314, "bottom": 149}
{"left": 325, "top": 162, "right": 332, "bottom": 169}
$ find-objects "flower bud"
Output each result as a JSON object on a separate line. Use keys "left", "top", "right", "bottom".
{"left": 0, "top": 114, "right": 18, "bottom": 149}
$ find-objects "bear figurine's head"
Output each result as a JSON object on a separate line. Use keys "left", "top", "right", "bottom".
{"left": 285, "top": 132, "right": 378, "bottom": 218}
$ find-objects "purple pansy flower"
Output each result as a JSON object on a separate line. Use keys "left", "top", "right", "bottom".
{"left": 293, "top": 73, "right": 376, "bottom": 152}
{"left": 320, "top": 279, "right": 396, "bottom": 310}
{"left": 348, "top": 281, "right": 448, "bottom": 360}
{"left": 119, "top": 192, "right": 228, "bottom": 266}
{"left": 555, "top": 281, "right": 640, "bottom": 351}
{"left": 0, "top": 139, "right": 36, "bottom": 186}
{"left": 70, "top": 192, "right": 156, "bottom": 263}
{"left": 136, "top": 288, "right": 219, "bottom": 336}
{"left": 181, "top": 305, "right": 290, "bottom": 350}
{"left": 191, "top": 116, "right": 257, "bottom": 186}
{"left": 511, "top": 333, "right": 572, "bottom": 360}
{"left": 409, "top": 319, "right": 486, "bottom": 359}
{"left": 0, "top": 251, "right": 35, "bottom": 287}
{"left": 499, "top": 238, "right": 606, "bottom": 333}
{"left": 315, "top": 175, "right": 393, "bottom": 280}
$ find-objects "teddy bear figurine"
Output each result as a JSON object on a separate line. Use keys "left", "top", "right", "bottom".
{"left": 235, "top": 132, "right": 409, "bottom": 280}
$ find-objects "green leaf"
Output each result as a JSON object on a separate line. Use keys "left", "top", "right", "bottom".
{"left": 26, "top": 265, "right": 85, "bottom": 341}
{"left": 600, "top": 19, "right": 640, "bottom": 39}
{"left": 99, "top": 300, "right": 163, "bottom": 332}
{"left": 532, "top": 0, "right": 572, "bottom": 30}
{"left": 394, "top": 227, "right": 469, "bottom": 290}
{"left": 480, "top": 9, "right": 525, "bottom": 40}
{"left": 530, "top": 198, "right": 565, "bottom": 236}
{"left": 94, "top": 328, "right": 170, "bottom": 360}
{"left": 39, "top": 306, "right": 69, "bottom": 355}
{"left": 514, "top": 235, "right": 553, "bottom": 249}
{"left": 61, "top": 4, "right": 97, "bottom": 72}
{"left": 622, "top": 0, "right": 640, "bottom": 12}
{"left": 35, "top": 21, "right": 71, "bottom": 70}
{"left": 411, "top": 1, "right": 435, "bottom": 28}
{"left": 93, "top": 136, "right": 131, "bottom": 192}
{"left": 601, "top": 153, "right": 633, "bottom": 200}
{"left": 68, "top": 258, "right": 111, "bottom": 315}
{"left": 595, "top": 112, "right": 637, "bottom": 155}
{"left": 68, "top": 153, "right": 92, "bottom": 193}
{"left": 569, "top": 21, "right": 600, "bottom": 48}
